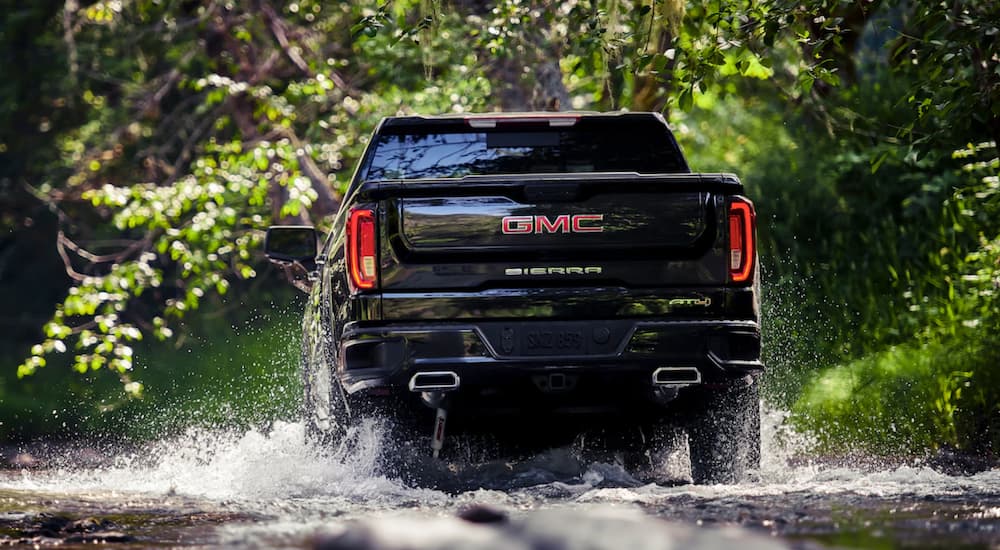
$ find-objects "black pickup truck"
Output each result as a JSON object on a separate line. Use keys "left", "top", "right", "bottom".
{"left": 265, "top": 112, "right": 763, "bottom": 484}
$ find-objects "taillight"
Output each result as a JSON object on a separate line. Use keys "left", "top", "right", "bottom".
{"left": 728, "top": 198, "right": 755, "bottom": 283}
{"left": 346, "top": 208, "right": 377, "bottom": 290}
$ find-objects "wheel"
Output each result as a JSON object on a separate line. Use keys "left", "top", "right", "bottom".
{"left": 687, "top": 375, "right": 761, "bottom": 484}
{"left": 302, "top": 348, "right": 348, "bottom": 448}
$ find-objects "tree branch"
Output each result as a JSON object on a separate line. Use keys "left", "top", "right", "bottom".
{"left": 161, "top": 104, "right": 224, "bottom": 186}
{"left": 275, "top": 128, "right": 342, "bottom": 217}
{"left": 56, "top": 231, "right": 87, "bottom": 282}
{"left": 260, "top": 1, "right": 313, "bottom": 77}
{"left": 63, "top": 0, "right": 79, "bottom": 85}
{"left": 57, "top": 231, "right": 154, "bottom": 265}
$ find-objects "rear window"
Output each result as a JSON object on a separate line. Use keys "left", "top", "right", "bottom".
{"left": 362, "top": 123, "right": 687, "bottom": 180}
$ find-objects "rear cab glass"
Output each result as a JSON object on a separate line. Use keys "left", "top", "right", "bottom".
{"left": 360, "top": 115, "right": 690, "bottom": 181}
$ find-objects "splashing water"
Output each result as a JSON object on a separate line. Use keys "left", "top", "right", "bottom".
{"left": 3, "top": 405, "right": 1000, "bottom": 547}
{"left": 8, "top": 420, "right": 407, "bottom": 504}
{"left": 5, "top": 404, "right": 997, "bottom": 503}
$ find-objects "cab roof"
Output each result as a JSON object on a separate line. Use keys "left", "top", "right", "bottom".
{"left": 379, "top": 111, "right": 670, "bottom": 130}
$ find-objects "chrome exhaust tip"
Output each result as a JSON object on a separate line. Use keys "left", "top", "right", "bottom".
{"left": 652, "top": 367, "right": 701, "bottom": 386}
{"left": 408, "top": 371, "right": 461, "bottom": 392}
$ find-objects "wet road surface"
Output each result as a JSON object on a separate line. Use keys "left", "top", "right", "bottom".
{"left": 2, "top": 412, "right": 999, "bottom": 548}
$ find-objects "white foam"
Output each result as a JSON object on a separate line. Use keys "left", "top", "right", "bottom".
{"left": 4, "top": 405, "right": 1000, "bottom": 549}
{"left": 3, "top": 420, "right": 437, "bottom": 509}
{"left": 3, "top": 406, "right": 997, "bottom": 520}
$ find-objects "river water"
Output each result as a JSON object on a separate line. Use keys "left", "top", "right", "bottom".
{"left": 2, "top": 408, "right": 999, "bottom": 548}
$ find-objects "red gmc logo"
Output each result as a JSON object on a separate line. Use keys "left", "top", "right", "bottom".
{"left": 501, "top": 214, "right": 604, "bottom": 234}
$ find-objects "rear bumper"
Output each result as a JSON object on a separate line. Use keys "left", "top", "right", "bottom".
{"left": 338, "top": 319, "right": 762, "bottom": 396}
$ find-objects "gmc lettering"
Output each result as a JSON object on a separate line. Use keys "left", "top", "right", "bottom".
{"left": 501, "top": 214, "right": 604, "bottom": 234}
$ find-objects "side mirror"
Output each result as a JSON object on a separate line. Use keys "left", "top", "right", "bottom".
{"left": 265, "top": 225, "right": 318, "bottom": 265}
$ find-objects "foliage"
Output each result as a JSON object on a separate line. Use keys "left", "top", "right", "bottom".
{"left": 8, "top": 1, "right": 492, "bottom": 395}
{"left": 0, "top": 290, "right": 303, "bottom": 442}
{"left": 787, "top": 138, "right": 1000, "bottom": 454}
{"left": 892, "top": 1, "right": 1000, "bottom": 150}
{"left": 668, "top": 0, "right": 1000, "bottom": 452}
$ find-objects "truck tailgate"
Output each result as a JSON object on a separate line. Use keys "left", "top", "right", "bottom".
{"left": 358, "top": 173, "right": 740, "bottom": 293}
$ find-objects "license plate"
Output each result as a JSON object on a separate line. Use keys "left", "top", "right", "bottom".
{"left": 522, "top": 329, "right": 585, "bottom": 356}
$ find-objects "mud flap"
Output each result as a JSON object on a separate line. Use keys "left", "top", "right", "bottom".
{"left": 431, "top": 407, "right": 447, "bottom": 458}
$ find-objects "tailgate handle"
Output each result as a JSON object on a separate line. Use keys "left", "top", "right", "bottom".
{"left": 523, "top": 184, "right": 581, "bottom": 202}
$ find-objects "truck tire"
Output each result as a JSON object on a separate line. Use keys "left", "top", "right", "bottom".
{"left": 302, "top": 349, "right": 348, "bottom": 448}
{"left": 687, "top": 376, "right": 761, "bottom": 484}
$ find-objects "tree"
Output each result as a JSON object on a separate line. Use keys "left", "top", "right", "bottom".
{"left": 11, "top": 1, "right": 360, "bottom": 393}
{"left": 9, "top": 0, "right": 997, "bottom": 419}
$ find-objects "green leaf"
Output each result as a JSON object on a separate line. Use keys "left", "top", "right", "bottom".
{"left": 739, "top": 54, "right": 773, "bottom": 79}
{"left": 678, "top": 87, "right": 694, "bottom": 111}
{"left": 800, "top": 74, "right": 815, "bottom": 94}
{"left": 871, "top": 150, "right": 891, "bottom": 174}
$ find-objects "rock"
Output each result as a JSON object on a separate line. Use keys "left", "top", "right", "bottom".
{"left": 64, "top": 531, "right": 134, "bottom": 543}
{"left": 66, "top": 517, "right": 113, "bottom": 533}
{"left": 457, "top": 505, "right": 508, "bottom": 524}
{"left": 310, "top": 506, "right": 788, "bottom": 550}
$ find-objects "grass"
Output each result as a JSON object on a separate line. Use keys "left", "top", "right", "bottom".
{"left": 790, "top": 326, "right": 998, "bottom": 455}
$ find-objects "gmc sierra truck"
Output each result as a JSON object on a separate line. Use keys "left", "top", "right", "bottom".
{"left": 265, "top": 112, "right": 763, "bottom": 484}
